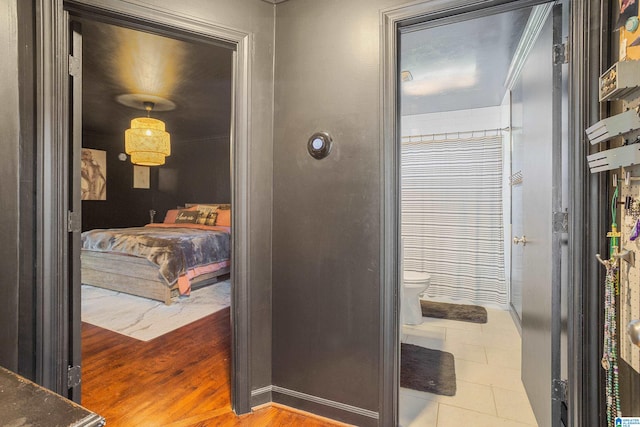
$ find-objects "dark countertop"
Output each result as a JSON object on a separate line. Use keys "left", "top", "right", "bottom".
{"left": 0, "top": 366, "right": 104, "bottom": 427}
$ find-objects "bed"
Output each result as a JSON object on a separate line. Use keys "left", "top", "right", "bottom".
{"left": 81, "top": 204, "right": 231, "bottom": 305}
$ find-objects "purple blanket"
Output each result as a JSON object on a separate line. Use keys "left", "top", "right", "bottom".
{"left": 81, "top": 226, "right": 230, "bottom": 285}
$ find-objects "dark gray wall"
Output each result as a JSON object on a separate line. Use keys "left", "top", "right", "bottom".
{"left": 0, "top": 0, "right": 21, "bottom": 371}
{"left": 82, "top": 133, "right": 158, "bottom": 230}
{"left": 272, "top": 0, "right": 403, "bottom": 422}
{"left": 174, "top": 137, "right": 231, "bottom": 207}
{"left": 81, "top": 133, "right": 230, "bottom": 231}
{"left": 16, "top": 0, "right": 36, "bottom": 380}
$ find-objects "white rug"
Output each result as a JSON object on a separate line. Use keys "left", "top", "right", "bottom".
{"left": 81, "top": 280, "right": 231, "bottom": 341}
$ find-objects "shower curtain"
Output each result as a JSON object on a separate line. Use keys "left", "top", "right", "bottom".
{"left": 401, "top": 134, "right": 507, "bottom": 306}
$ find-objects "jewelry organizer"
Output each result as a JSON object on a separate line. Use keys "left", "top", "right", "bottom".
{"left": 589, "top": 58, "right": 640, "bottom": 375}
{"left": 619, "top": 166, "right": 640, "bottom": 374}
{"left": 589, "top": 11, "right": 640, "bottom": 423}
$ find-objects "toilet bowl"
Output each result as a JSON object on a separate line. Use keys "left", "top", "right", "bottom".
{"left": 402, "top": 270, "right": 431, "bottom": 325}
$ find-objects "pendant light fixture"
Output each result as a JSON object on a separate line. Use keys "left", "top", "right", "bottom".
{"left": 125, "top": 101, "right": 171, "bottom": 166}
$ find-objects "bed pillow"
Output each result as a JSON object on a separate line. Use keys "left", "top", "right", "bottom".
{"left": 174, "top": 209, "right": 199, "bottom": 224}
{"left": 215, "top": 206, "right": 231, "bottom": 226}
{"left": 163, "top": 209, "right": 180, "bottom": 224}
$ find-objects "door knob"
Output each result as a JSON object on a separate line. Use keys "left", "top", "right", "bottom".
{"left": 513, "top": 235, "right": 527, "bottom": 246}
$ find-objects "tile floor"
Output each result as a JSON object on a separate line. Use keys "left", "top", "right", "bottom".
{"left": 399, "top": 304, "right": 539, "bottom": 427}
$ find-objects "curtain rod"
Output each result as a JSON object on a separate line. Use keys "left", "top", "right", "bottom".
{"left": 401, "top": 126, "right": 511, "bottom": 142}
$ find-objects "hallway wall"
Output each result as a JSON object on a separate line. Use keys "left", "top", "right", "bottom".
{"left": 272, "top": 0, "right": 404, "bottom": 424}
{"left": 0, "top": 0, "right": 21, "bottom": 371}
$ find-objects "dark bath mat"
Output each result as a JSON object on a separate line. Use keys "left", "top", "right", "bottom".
{"left": 420, "top": 300, "right": 487, "bottom": 324}
{"left": 401, "top": 343, "right": 456, "bottom": 396}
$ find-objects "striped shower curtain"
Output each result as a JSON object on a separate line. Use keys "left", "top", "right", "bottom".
{"left": 401, "top": 134, "right": 507, "bottom": 306}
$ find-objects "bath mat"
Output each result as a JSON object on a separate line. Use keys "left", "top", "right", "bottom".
{"left": 401, "top": 343, "right": 456, "bottom": 396}
{"left": 420, "top": 300, "right": 487, "bottom": 323}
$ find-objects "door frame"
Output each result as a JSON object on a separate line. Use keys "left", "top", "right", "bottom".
{"left": 34, "top": 0, "right": 253, "bottom": 414}
{"left": 380, "top": 0, "right": 594, "bottom": 425}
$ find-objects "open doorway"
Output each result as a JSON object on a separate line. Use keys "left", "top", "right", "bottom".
{"left": 34, "top": 0, "right": 256, "bottom": 418}
{"left": 70, "top": 15, "right": 238, "bottom": 425}
{"left": 393, "top": 2, "right": 568, "bottom": 426}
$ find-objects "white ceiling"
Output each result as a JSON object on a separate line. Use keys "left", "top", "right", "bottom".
{"left": 400, "top": 7, "right": 532, "bottom": 116}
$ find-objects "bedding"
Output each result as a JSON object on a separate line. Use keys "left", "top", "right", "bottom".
{"left": 81, "top": 223, "right": 230, "bottom": 296}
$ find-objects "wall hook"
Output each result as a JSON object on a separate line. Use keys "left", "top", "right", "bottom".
{"left": 613, "top": 249, "right": 635, "bottom": 267}
{"left": 595, "top": 253, "right": 610, "bottom": 267}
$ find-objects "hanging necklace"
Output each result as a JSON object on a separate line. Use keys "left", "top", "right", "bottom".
{"left": 602, "top": 258, "right": 621, "bottom": 426}
{"left": 601, "top": 185, "right": 621, "bottom": 426}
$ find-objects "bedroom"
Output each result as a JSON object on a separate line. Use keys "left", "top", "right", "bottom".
{"left": 77, "top": 18, "right": 236, "bottom": 423}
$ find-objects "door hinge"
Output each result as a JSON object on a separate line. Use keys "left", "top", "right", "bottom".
{"left": 67, "top": 365, "right": 81, "bottom": 388}
{"left": 68, "top": 211, "right": 81, "bottom": 233}
{"left": 552, "top": 378, "right": 568, "bottom": 402}
{"left": 553, "top": 42, "right": 569, "bottom": 65}
{"left": 553, "top": 211, "right": 569, "bottom": 233}
{"left": 68, "top": 54, "right": 81, "bottom": 77}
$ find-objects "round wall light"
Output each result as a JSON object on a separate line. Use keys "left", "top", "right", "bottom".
{"left": 307, "top": 132, "right": 333, "bottom": 160}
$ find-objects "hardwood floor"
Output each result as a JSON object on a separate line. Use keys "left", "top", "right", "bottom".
{"left": 82, "top": 307, "right": 345, "bottom": 426}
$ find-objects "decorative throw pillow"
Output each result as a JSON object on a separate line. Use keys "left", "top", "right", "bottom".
{"left": 194, "top": 205, "right": 217, "bottom": 224}
{"left": 204, "top": 211, "right": 218, "bottom": 226}
{"left": 174, "top": 209, "right": 199, "bottom": 223}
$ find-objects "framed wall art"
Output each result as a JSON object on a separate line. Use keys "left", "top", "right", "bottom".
{"left": 81, "top": 148, "right": 107, "bottom": 200}
{"left": 133, "top": 165, "right": 150, "bottom": 189}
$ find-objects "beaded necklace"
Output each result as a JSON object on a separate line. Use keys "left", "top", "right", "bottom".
{"left": 602, "top": 258, "right": 621, "bottom": 427}
{"left": 602, "top": 185, "right": 621, "bottom": 426}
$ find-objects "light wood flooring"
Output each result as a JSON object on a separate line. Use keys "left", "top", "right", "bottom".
{"left": 81, "top": 307, "right": 344, "bottom": 426}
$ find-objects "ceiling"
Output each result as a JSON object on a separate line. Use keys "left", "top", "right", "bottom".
{"left": 400, "top": 7, "right": 532, "bottom": 116}
{"left": 81, "top": 19, "right": 233, "bottom": 143}
{"left": 81, "top": 8, "right": 531, "bottom": 137}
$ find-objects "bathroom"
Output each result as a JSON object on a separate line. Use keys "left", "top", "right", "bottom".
{"left": 397, "top": 3, "right": 564, "bottom": 426}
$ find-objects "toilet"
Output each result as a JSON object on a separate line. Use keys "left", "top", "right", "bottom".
{"left": 402, "top": 270, "right": 431, "bottom": 325}
{"left": 400, "top": 238, "right": 431, "bottom": 325}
